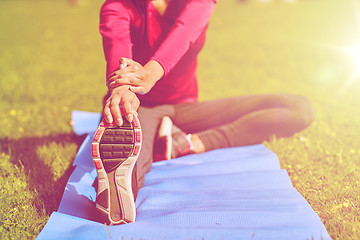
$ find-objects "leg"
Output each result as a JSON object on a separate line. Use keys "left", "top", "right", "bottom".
{"left": 173, "top": 94, "right": 315, "bottom": 151}
{"left": 92, "top": 103, "right": 174, "bottom": 224}
{"left": 135, "top": 104, "right": 175, "bottom": 188}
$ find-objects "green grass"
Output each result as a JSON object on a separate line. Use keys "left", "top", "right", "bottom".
{"left": 1, "top": 0, "right": 360, "bottom": 239}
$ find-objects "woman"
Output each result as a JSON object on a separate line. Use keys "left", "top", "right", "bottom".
{"left": 91, "top": 0, "right": 314, "bottom": 225}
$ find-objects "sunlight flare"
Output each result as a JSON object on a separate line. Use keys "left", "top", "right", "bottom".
{"left": 342, "top": 46, "right": 360, "bottom": 89}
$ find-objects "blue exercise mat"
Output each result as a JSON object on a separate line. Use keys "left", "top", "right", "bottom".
{"left": 36, "top": 111, "right": 331, "bottom": 240}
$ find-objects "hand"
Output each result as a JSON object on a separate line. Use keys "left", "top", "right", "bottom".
{"left": 107, "top": 58, "right": 164, "bottom": 94}
{"left": 103, "top": 85, "right": 140, "bottom": 126}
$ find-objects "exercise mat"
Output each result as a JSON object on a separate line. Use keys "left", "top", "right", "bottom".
{"left": 36, "top": 111, "right": 331, "bottom": 240}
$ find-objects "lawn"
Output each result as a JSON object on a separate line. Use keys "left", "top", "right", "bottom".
{"left": 0, "top": 0, "right": 360, "bottom": 239}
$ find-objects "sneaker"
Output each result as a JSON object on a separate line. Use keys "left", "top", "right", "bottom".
{"left": 92, "top": 110, "right": 142, "bottom": 225}
{"left": 171, "top": 132, "right": 193, "bottom": 158}
{"left": 153, "top": 117, "right": 193, "bottom": 161}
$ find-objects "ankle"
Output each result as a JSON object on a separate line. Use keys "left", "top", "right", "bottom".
{"left": 189, "top": 134, "right": 205, "bottom": 154}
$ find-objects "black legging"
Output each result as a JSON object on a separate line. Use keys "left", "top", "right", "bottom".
{"left": 135, "top": 94, "right": 315, "bottom": 190}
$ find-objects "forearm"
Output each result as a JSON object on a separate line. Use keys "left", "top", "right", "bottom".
{"left": 151, "top": 0, "right": 216, "bottom": 77}
{"left": 100, "top": 0, "right": 133, "bottom": 76}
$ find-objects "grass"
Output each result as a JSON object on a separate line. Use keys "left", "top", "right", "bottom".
{"left": 0, "top": 0, "right": 360, "bottom": 239}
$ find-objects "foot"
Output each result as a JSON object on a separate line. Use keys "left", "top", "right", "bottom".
{"left": 170, "top": 132, "right": 194, "bottom": 158}
{"left": 153, "top": 117, "right": 193, "bottom": 161}
{"left": 92, "top": 111, "right": 142, "bottom": 225}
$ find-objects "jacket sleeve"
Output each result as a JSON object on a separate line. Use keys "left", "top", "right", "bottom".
{"left": 151, "top": 0, "right": 217, "bottom": 77}
{"left": 99, "top": 0, "right": 133, "bottom": 77}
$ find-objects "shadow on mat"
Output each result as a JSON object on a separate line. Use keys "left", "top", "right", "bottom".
{"left": 0, "top": 133, "right": 87, "bottom": 215}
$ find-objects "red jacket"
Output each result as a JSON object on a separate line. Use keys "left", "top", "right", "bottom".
{"left": 100, "top": 0, "right": 216, "bottom": 105}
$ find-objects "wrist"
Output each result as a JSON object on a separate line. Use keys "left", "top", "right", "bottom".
{"left": 110, "top": 84, "right": 129, "bottom": 93}
{"left": 144, "top": 60, "right": 164, "bottom": 85}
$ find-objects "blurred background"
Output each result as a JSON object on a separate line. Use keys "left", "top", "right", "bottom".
{"left": 0, "top": 0, "right": 360, "bottom": 239}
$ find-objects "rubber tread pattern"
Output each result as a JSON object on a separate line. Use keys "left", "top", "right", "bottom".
{"left": 97, "top": 189, "right": 109, "bottom": 209}
{"left": 92, "top": 113, "right": 142, "bottom": 225}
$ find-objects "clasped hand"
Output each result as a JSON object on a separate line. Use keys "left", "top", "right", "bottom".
{"left": 103, "top": 58, "right": 160, "bottom": 126}
{"left": 107, "top": 58, "right": 156, "bottom": 94}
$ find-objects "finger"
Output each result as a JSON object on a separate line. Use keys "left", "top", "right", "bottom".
{"left": 107, "top": 69, "right": 122, "bottom": 82}
{"left": 122, "top": 98, "right": 134, "bottom": 123}
{"left": 129, "top": 86, "right": 147, "bottom": 94}
{"left": 109, "top": 97, "right": 123, "bottom": 126}
{"left": 103, "top": 101, "right": 113, "bottom": 123}
{"left": 107, "top": 72, "right": 123, "bottom": 85}
{"left": 107, "top": 81, "right": 122, "bottom": 89}
{"left": 108, "top": 69, "right": 120, "bottom": 78}
{"left": 107, "top": 64, "right": 141, "bottom": 85}
{"left": 107, "top": 68, "right": 135, "bottom": 84}
{"left": 108, "top": 77, "right": 141, "bottom": 88}
{"left": 107, "top": 76, "right": 127, "bottom": 87}
{"left": 107, "top": 70, "right": 135, "bottom": 85}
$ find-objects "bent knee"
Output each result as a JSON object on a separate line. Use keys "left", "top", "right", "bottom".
{"left": 287, "top": 94, "right": 315, "bottom": 128}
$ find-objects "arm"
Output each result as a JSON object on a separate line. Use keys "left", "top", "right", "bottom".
{"left": 151, "top": 0, "right": 217, "bottom": 77}
{"left": 107, "top": 0, "right": 217, "bottom": 93}
{"left": 100, "top": 0, "right": 139, "bottom": 125}
{"left": 100, "top": 0, "right": 133, "bottom": 77}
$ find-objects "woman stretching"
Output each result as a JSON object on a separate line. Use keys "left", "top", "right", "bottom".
{"left": 91, "top": 0, "right": 315, "bottom": 225}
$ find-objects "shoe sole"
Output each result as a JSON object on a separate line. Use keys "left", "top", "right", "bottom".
{"left": 92, "top": 112, "right": 141, "bottom": 225}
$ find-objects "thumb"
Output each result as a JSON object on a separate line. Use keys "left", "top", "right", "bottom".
{"left": 119, "top": 57, "right": 133, "bottom": 69}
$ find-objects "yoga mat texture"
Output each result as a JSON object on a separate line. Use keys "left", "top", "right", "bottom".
{"left": 36, "top": 111, "right": 331, "bottom": 240}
